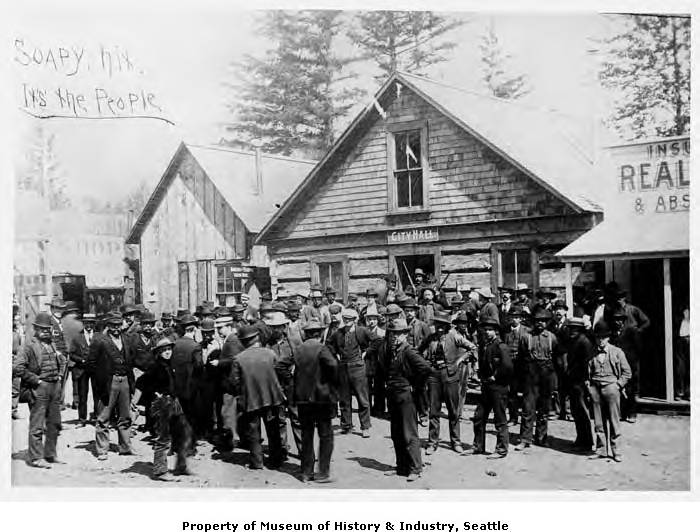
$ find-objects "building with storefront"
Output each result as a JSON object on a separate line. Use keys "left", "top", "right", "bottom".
{"left": 125, "top": 143, "right": 316, "bottom": 316}
{"left": 255, "top": 71, "right": 604, "bottom": 303}
{"left": 558, "top": 136, "right": 690, "bottom": 401}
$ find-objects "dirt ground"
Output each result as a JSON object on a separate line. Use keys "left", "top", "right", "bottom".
{"left": 11, "top": 396, "right": 689, "bottom": 491}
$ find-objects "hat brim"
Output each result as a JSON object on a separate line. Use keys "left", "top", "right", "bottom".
{"left": 432, "top": 318, "right": 452, "bottom": 326}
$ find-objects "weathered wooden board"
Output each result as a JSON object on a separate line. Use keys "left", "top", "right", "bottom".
{"left": 441, "top": 253, "right": 491, "bottom": 272}
{"left": 350, "top": 258, "right": 390, "bottom": 277}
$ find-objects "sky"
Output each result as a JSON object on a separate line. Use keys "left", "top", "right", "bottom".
{"left": 9, "top": 4, "right": 622, "bottom": 203}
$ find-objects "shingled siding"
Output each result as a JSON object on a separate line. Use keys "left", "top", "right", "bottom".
{"left": 279, "top": 86, "right": 572, "bottom": 241}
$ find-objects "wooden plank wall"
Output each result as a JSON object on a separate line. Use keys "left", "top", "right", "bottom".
{"left": 278, "top": 85, "right": 572, "bottom": 241}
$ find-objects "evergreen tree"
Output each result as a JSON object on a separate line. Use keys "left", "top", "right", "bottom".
{"left": 17, "top": 124, "right": 71, "bottom": 210}
{"left": 348, "top": 11, "right": 465, "bottom": 78}
{"left": 596, "top": 14, "right": 690, "bottom": 140}
{"left": 478, "top": 22, "right": 530, "bottom": 99}
{"left": 225, "top": 10, "right": 361, "bottom": 158}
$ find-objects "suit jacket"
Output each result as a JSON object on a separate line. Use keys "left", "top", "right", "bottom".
{"left": 479, "top": 337, "right": 513, "bottom": 385}
{"left": 87, "top": 332, "right": 135, "bottom": 403}
{"left": 231, "top": 346, "right": 285, "bottom": 412}
{"left": 171, "top": 336, "right": 203, "bottom": 401}
{"left": 587, "top": 343, "right": 632, "bottom": 388}
{"left": 420, "top": 329, "right": 475, "bottom": 381}
{"left": 69, "top": 330, "right": 94, "bottom": 375}
{"left": 293, "top": 339, "right": 338, "bottom": 405}
{"left": 127, "top": 333, "right": 156, "bottom": 372}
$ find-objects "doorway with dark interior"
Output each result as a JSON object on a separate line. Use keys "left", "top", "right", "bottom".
{"left": 395, "top": 254, "right": 436, "bottom": 293}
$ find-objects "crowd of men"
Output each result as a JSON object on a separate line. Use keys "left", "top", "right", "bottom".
{"left": 12, "top": 272, "right": 651, "bottom": 483}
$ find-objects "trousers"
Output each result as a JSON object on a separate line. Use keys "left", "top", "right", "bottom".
{"left": 338, "top": 362, "right": 371, "bottom": 431}
{"left": 27, "top": 381, "right": 62, "bottom": 462}
{"left": 12, "top": 377, "right": 20, "bottom": 414}
{"left": 279, "top": 401, "right": 303, "bottom": 456}
{"left": 520, "top": 364, "right": 554, "bottom": 444}
{"left": 473, "top": 383, "right": 509, "bottom": 455}
{"left": 622, "top": 354, "right": 639, "bottom": 419}
{"left": 569, "top": 383, "right": 593, "bottom": 448}
{"left": 674, "top": 337, "right": 690, "bottom": 398}
{"left": 239, "top": 406, "right": 285, "bottom": 469}
{"left": 298, "top": 403, "right": 334, "bottom": 479}
{"left": 151, "top": 395, "right": 190, "bottom": 476}
{"left": 387, "top": 389, "right": 422, "bottom": 476}
{"left": 95, "top": 375, "right": 132, "bottom": 456}
{"left": 589, "top": 382, "right": 622, "bottom": 456}
{"left": 428, "top": 369, "right": 461, "bottom": 447}
{"left": 72, "top": 369, "right": 90, "bottom": 422}
{"left": 369, "top": 368, "right": 387, "bottom": 416}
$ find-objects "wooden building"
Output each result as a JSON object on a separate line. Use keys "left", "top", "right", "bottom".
{"left": 126, "top": 143, "right": 316, "bottom": 316}
{"left": 559, "top": 136, "right": 690, "bottom": 401}
{"left": 255, "top": 72, "right": 603, "bottom": 301}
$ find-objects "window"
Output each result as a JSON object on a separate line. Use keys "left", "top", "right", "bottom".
{"left": 317, "top": 262, "right": 343, "bottom": 294}
{"left": 394, "top": 130, "right": 423, "bottom": 208}
{"left": 178, "top": 262, "right": 190, "bottom": 309}
{"left": 216, "top": 262, "right": 244, "bottom": 306}
{"left": 499, "top": 249, "right": 533, "bottom": 289}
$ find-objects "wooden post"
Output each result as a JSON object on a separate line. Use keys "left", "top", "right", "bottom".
{"left": 564, "top": 262, "right": 574, "bottom": 318}
{"left": 605, "top": 260, "right": 614, "bottom": 284}
{"left": 663, "top": 258, "right": 674, "bottom": 401}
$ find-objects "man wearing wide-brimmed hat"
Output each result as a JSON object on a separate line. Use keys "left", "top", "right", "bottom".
{"left": 422, "top": 310, "right": 475, "bottom": 455}
{"left": 586, "top": 320, "right": 631, "bottom": 462}
{"left": 380, "top": 318, "right": 432, "bottom": 482}
{"left": 301, "top": 284, "right": 331, "bottom": 330}
{"left": 171, "top": 313, "right": 204, "bottom": 451}
{"left": 327, "top": 307, "right": 372, "bottom": 437}
{"left": 515, "top": 283, "right": 533, "bottom": 315}
{"left": 293, "top": 318, "right": 339, "bottom": 482}
{"left": 13, "top": 311, "right": 67, "bottom": 468}
{"left": 417, "top": 286, "right": 443, "bottom": 325}
{"left": 132, "top": 336, "right": 192, "bottom": 480}
{"left": 230, "top": 325, "right": 285, "bottom": 469}
{"left": 88, "top": 310, "right": 135, "bottom": 460}
{"left": 515, "top": 308, "right": 561, "bottom": 451}
{"left": 472, "top": 316, "right": 513, "bottom": 457}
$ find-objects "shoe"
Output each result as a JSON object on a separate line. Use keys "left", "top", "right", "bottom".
{"left": 173, "top": 467, "right": 193, "bottom": 476}
{"left": 514, "top": 442, "right": 530, "bottom": 451}
{"left": 153, "top": 472, "right": 179, "bottom": 482}
{"left": 425, "top": 445, "right": 437, "bottom": 455}
{"left": 28, "top": 459, "right": 52, "bottom": 469}
{"left": 406, "top": 472, "right": 422, "bottom": 482}
{"left": 45, "top": 457, "right": 66, "bottom": 464}
{"left": 97, "top": 454, "right": 108, "bottom": 461}
{"left": 612, "top": 453, "right": 623, "bottom": 463}
{"left": 314, "top": 476, "right": 334, "bottom": 484}
{"left": 71, "top": 402, "right": 78, "bottom": 410}
{"left": 534, "top": 439, "right": 548, "bottom": 448}
{"left": 627, "top": 416, "right": 637, "bottom": 424}
{"left": 361, "top": 429, "right": 370, "bottom": 438}
{"left": 340, "top": 427, "right": 351, "bottom": 434}
{"left": 245, "top": 464, "right": 263, "bottom": 470}
{"left": 300, "top": 474, "right": 314, "bottom": 483}
{"left": 119, "top": 450, "right": 136, "bottom": 456}
{"left": 453, "top": 444, "right": 464, "bottom": 454}
{"left": 470, "top": 448, "right": 486, "bottom": 455}
{"left": 383, "top": 470, "right": 399, "bottom": 477}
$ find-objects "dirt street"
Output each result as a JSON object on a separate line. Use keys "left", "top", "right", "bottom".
{"left": 12, "top": 397, "right": 689, "bottom": 490}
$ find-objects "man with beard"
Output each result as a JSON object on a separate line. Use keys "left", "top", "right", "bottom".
{"left": 503, "top": 307, "right": 529, "bottom": 426}
{"left": 327, "top": 308, "right": 372, "bottom": 437}
{"left": 452, "top": 311, "right": 475, "bottom": 421}
{"left": 230, "top": 325, "right": 286, "bottom": 470}
{"left": 132, "top": 337, "right": 192, "bottom": 480}
{"left": 89, "top": 311, "right": 135, "bottom": 460}
{"left": 302, "top": 285, "right": 331, "bottom": 329}
{"left": 293, "top": 318, "right": 339, "bottom": 483}
{"left": 497, "top": 287, "right": 514, "bottom": 327}
{"left": 567, "top": 317, "right": 595, "bottom": 453}
{"left": 68, "top": 313, "right": 97, "bottom": 427}
{"left": 266, "top": 311, "right": 302, "bottom": 458}
{"left": 610, "top": 308, "right": 642, "bottom": 423}
{"left": 402, "top": 298, "right": 431, "bottom": 425}
{"left": 363, "top": 306, "right": 385, "bottom": 418}
{"left": 171, "top": 314, "right": 203, "bottom": 453}
{"left": 515, "top": 284, "right": 533, "bottom": 317}
{"left": 515, "top": 308, "right": 560, "bottom": 450}
{"left": 421, "top": 311, "right": 474, "bottom": 455}
{"left": 418, "top": 287, "right": 443, "bottom": 325}
{"left": 380, "top": 318, "right": 431, "bottom": 481}
{"left": 122, "top": 304, "right": 141, "bottom": 335}
{"left": 471, "top": 316, "right": 513, "bottom": 457}
{"left": 14, "top": 311, "right": 67, "bottom": 468}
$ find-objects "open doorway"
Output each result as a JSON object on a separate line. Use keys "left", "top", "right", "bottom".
{"left": 395, "top": 254, "right": 436, "bottom": 291}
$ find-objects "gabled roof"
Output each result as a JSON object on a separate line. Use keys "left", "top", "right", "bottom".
{"left": 255, "top": 71, "right": 602, "bottom": 244}
{"left": 126, "top": 143, "right": 316, "bottom": 244}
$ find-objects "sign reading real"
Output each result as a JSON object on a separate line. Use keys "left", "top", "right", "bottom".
{"left": 388, "top": 227, "right": 439, "bottom": 244}
{"left": 611, "top": 137, "right": 689, "bottom": 215}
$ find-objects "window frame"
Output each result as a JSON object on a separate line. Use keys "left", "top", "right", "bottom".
{"left": 386, "top": 120, "right": 430, "bottom": 213}
{"left": 491, "top": 244, "right": 540, "bottom": 292}
{"left": 214, "top": 261, "right": 245, "bottom": 306}
{"left": 310, "top": 255, "right": 349, "bottom": 303}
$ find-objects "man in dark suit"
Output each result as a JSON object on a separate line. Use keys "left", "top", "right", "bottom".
{"left": 171, "top": 314, "right": 203, "bottom": 453}
{"left": 327, "top": 308, "right": 372, "bottom": 437}
{"left": 88, "top": 311, "right": 135, "bottom": 460}
{"left": 548, "top": 300, "right": 571, "bottom": 421}
{"left": 293, "top": 318, "right": 339, "bottom": 482}
{"left": 68, "top": 313, "right": 97, "bottom": 426}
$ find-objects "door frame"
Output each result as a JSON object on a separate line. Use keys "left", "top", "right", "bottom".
{"left": 388, "top": 244, "right": 441, "bottom": 291}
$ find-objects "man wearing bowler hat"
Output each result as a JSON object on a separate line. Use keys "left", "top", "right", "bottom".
{"left": 14, "top": 311, "right": 67, "bottom": 468}
{"left": 515, "top": 308, "right": 561, "bottom": 450}
{"left": 472, "top": 315, "right": 513, "bottom": 457}
{"left": 89, "top": 311, "right": 136, "bottom": 460}
{"left": 230, "top": 324, "right": 286, "bottom": 469}
{"left": 586, "top": 320, "right": 631, "bottom": 461}
{"left": 503, "top": 306, "right": 529, "bottom": 426}
{"left": 68, "top": 313, "right": 97, "bottom": 426}
{"left": 380, "top": 318, "right": 432, "bottom": 481}
{"left": 421, "top": 310, "right": 475, "bottom": 454}
{"left": 549, "top": 300, "right": 571, "bottom": 421}
{"left": 293, "top": 318, "right": 339, "bottom": 482}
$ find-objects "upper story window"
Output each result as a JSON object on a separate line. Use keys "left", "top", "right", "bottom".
{"left": 387, "top": 121, "right": 429, "bottom": 212}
